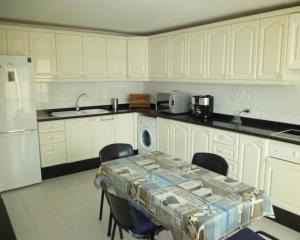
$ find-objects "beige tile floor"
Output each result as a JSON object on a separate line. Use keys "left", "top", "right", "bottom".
{"left": 2, "top": 169, "right": 300, "bottom": 240}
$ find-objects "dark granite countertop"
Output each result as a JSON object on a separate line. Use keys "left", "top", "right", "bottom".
{"left": 37, "top": 105, "right": 300, "bottom": 145}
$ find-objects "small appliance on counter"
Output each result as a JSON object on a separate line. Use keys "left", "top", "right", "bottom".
{"left": 192, "top": 95, "right": 214, "bottom": 119}
{"left": 112, "top": 98, "right": 118, "bottom": 112}
{"left": 156, "top": 91, "right": 191, "bottom": 114}
{"left": 128, "top": 94, "right": 150, "bottom": 109}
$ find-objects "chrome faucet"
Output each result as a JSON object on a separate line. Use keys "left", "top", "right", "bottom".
{"left": 75, "top": 93, "right": 88, "bottom": 111}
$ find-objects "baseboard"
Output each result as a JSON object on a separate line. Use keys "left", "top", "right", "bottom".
{"left": 41, "top": 158, "right": 100, "bottom": 179}
{"left": 268, "top": 206, "right": 300, "bottom": 233}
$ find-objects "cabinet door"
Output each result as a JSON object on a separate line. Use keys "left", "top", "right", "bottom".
{"left": 238, "top": 135, "right": 267, "bottom": 189}
{"left": 206, "top": 26, "right": 229, "bottom": 79}
{"left": 6, "top": 29, "right": 29, "bottom": 55}
{"left": 186, "top": 30, "right": 206, "bottom": 80}
{"left": 0, "top": 29, "right": 7, "bottom": 54}
{"left": 56, "top": 34, "right": 83, "bottom": 79}
{"left": 29, "top": 32, "right": 56, "bottom": 79}
{"left": 257, "top": 15, "right": 287, "bottom": 80}
{"left": 108, "top": 38, "right": 127, "bottom": 79}
{"left": 229, "top": 20, "right": 258, "bottom": 80}
{"left": 92, "top": 116, "right": 115, "bottom": 157}
{"left": 115, "top": 113, "right": 135, "bottom": 148}
{"left": 83, "top": 36, "right": 107, "bottom": 79}
{"left": 127, "top": 39, "right": 148, "bottom": 79}
{"left": 190, "top": 125, "right": 212, "bottom": 160}
{"left": 157, "top": 118, "right": 172, "bottom": 155}
{"left": 170, "top": 33, "right": 186, "bottom": 79}
{"left": 287, "top": 13, "right": 300, "bottom": 69}
{"left": 149, "top": 36, "right": 169, "bottom": 79}
{"left": 172, "top": 121, "right": 190, "bottom": 161}
{"left": 264, "top": 157, "right": 300, "bottom": 215}
{"left": 65, "top": 118, "right": 93, "bottom": 162}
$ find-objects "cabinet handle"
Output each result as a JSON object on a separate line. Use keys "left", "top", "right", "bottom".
{"left": 101, "top": 117, "right": 114, "bottom": 121}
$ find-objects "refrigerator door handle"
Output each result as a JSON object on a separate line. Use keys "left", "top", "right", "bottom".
{"left": 0, "top": 129, "right": 36, "bottom": 135}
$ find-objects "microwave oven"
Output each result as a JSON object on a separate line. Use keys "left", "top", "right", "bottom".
{"left": 156, "top": 92, "right": 191, "bottom": 114}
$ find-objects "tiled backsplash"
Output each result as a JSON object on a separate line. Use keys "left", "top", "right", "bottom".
{"left": 35, "top": 81, "right": 144, "bottom": 110}
{"left": 144, "top": 80, "right": 300, "bottom": 125}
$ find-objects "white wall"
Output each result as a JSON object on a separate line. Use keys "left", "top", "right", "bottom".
{"left": 35, "top": 81, "right": 144, "bottom": 110}
{"left": 144, "top": 81, "right": 300, "bottom": 125}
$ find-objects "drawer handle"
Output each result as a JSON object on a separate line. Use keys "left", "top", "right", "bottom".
{"left": 101, "top": 117, "right": 114, "bottom": 121}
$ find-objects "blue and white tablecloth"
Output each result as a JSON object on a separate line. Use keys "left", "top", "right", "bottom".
{"left": 95, "top": 151, "right": 274, "bottom": 240}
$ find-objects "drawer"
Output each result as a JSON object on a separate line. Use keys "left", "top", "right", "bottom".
{"left": 212, "top": 143, "right": 238, "bottom": 162}
{"left": 41, "top": 152, "right": 66, "bottom": 167}
{"left": 39, "top": 131, "right": 65, "bottom": 145}
{"left": 40, "top": 142, "right": 66, "bottom": 156}
{"left": 38, "top": 120, "right": 65, "bottom": 133}
{"left": 269, "top": 141, "right": 300, "bottom": 165}
{"left": 212, "top": 129, "right": 239, "bottom": 146}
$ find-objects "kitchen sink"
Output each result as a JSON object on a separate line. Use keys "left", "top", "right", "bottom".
{"left": 51, "top": 109, "right": 110, "bottom": 117}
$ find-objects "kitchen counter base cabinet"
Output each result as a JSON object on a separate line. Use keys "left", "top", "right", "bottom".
{"left": 114, "top": 113, "right": 135, "bottom": 149}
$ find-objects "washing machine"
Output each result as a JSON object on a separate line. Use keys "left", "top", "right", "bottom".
{"left": 137, "top": 115, "right": 157, "bottom": 154}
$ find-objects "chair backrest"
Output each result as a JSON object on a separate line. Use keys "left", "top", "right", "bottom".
{"left": 192, "top": 152, "right": 229, "bottom": 176}
{"left": 105, "top": 191, "right": 135, "bottom": 230}
{"left": 99, "top": 143, "right": 134, "bottom": 164}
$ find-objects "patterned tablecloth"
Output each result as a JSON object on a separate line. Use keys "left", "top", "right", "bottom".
{"left": 94, "top": 151, "right": 274, "bottom": 240}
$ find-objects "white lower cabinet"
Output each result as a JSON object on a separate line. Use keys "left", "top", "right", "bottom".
{"left": 190, "top": 125, "right": 212, "bottom": 161}
{"left": 238, "top": 135, "right": 267, "bottom": 188}
{"left": 114, "top": 113, "right": 135, "bottom": 149}
{"left": 157, "top": 118, "right": 173, "bottom": 155}
{"left": 264, "top": 157, "right": 300, "bottom": 215}
{"left": 65, "top": 118, "right": 94, "bottom": 162}
{"left": 172, "top": 121, "right": 190, "bottom": 161}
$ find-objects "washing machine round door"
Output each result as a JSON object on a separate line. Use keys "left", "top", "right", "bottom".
{"left": 142, "top": 129, "right": 151, "bottom": 147}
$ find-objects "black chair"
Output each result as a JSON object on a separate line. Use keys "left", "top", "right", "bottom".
{"left": 98, "top": 143, "right": 134, "bottom": 237}
{"left": 105, "top": 191, "right": 163, "bottom": 240}
{"left": 192, "top": 152, "right": 229, "bottom": 176}
{"left": 228, "top": 228, "right": 279, "bottom": 240}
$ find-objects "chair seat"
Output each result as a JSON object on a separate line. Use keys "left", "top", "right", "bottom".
{"left": 228, "top": 228, "right": 265, "bottom": 240}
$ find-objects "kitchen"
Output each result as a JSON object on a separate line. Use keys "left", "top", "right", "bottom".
{"left": 1, "top": 0, "right": 300, "bottom": 240}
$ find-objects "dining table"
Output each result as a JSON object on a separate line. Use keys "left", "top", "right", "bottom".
{"left": 94, "top": 151, "right": 274, "bottom": 240}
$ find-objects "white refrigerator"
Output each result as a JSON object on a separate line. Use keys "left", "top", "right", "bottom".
{"left": 0, "top": 55, "right": 41, "bottom": 192}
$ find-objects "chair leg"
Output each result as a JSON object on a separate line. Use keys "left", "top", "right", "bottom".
{"left": 111, "top": 221, "right": 117, "bottom": 240}
{"left": 99, "top": 189, "right": 105, "bottom": 220}
{"left": 107, "top": 211, "right": 113, "bottom": 236}
{"left": 119, "top": 225, "right": 123, "bottom": 239}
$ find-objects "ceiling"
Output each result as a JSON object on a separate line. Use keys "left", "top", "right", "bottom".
{"left": 0, "top": 0, "right": 299, "bottom": 35}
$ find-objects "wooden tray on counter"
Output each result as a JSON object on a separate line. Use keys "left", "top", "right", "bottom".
{"left": 128, "top": 94, "right": 150, "bottom": 109}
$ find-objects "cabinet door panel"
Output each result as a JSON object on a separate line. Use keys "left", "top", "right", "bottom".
{"left": 238, "top": 135, "right": 267, "bottom": 188}
{"left": 115, "top": 114, "right": 134, "bottom": 147}
{"left": 127, "top": 39, "right": 148, "bottom": 79}
{"left": 56, "top": 34, "right": 83, "bottom": 79}
{"left": 157, "top": 118, "right": 172, "bottom": 155}
{"left": 29, "top": 32, "right": 56, "bottom": 79}
{"left": 149, "top": 36, "right": 169, "bottom": 79}
{"left": 92, "top": 116, "right": 115, "bottom": 157}
{"left": 6, "top": 30, "right": 29, "bottom": 55}
{"left": 83, "top": 36, "right": 107, "bottom": 79}
{"left": 264, "top": 158, "right": 300, "bottom": 215}
{"left": 229, "top": 21, "right": 258, "bottom": 80}
{"left": 170, "top": 33, "right": 186, "bottom": 78}
{"left": 108, "top": 39, "right": 127, "bottom": 79}
{"left": 207, "top": 26, "right": 229, "bottom": 79}
{"left": 0, "top": 29, "right": 7, "bottom": 54}
{"left": 287, "top": 13, "right": 300, "bottom": 69}
{"left": 257, "top": 15, "right": 287, "bottom": 80}
{"left": 65, "top": 118, "right": 93, "bottom": 162}
{"left": 187, "top": 30, "right": 206, "bottom": 80}
{"left": 190, "top": 125, "right": 212, "bottom": 160}
{"left": 173, "top": 121, "right": 190, "bottom": 161}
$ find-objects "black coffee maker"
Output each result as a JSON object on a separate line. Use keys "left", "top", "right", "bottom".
{"left": 192, "top": 95, "right": 214, "bottom": 119}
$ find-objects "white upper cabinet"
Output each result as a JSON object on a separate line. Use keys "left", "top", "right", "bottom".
{"left": 257, "top": 15, "right": 288, "bottom": 81}
{"left": 149, "top": 36, "right": 169, "bottom": 79}
{"left": 287, "top": 13, "right": 300, "bottom": 69}
{"left": 56, "top": 34, "right": 83, "bottom": 79}
{"left": 6, "top": 29, "right": 29, "bottom": 55}
{"left": 206, "top": 25, "right": 229, "bottom": 80}
{"left": 107, "top": 38, "right": 127, "bottom": 80}
{"left": 229, "top": 20, "right": 258, "bottom": 80}
{"left": 169, "top": 33, "right": 187, "bottom": 79}
{"left": 0, "top": 29, "right": 7, "bottom": 54}
{"left": 238, "top": 135, "right": 267, "bottom": 189}
{"left": 29, "top": 32, "right": 57, "bottom": 79}
{"left": 83, "top": 36, "right": 107, "bottom": 80}
{"left": 186, "top": 30, "right": 206, "bottom": 80}
{"left": 127, "top": 39, "right": 148, "bottom": 79}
